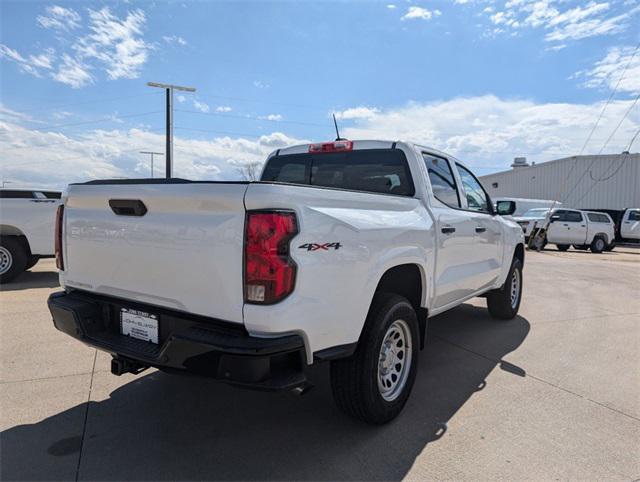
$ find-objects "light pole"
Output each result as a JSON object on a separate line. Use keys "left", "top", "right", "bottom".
{"left": 147, "top": 82, "right": 196, "bottom": 178}
{"left": 139, "top": 151, "right": 163, "bottom": 178}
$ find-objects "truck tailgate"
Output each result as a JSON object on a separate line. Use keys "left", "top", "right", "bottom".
{"left": 62, "top": 182, "right": 248, "bottom": 324}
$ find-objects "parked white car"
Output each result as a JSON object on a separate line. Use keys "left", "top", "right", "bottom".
{"left": 533, "top": 208, "right": 615, "bottom": 253}
{"left": 48, "top": 139, "right": 525, "bottom": 424}
{"left": 620, "top": 208, "right": 640, "bottom": 241}
{"left": 512, "top": 207, "right": 550, "bottom": 239}
{"left": 0, "top": 188, "right": 61, "bottom": 282}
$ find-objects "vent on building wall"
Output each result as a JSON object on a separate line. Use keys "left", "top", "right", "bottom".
{"left": 492, "top": 182, "right": 499, "bottom": 188}
{"left": 511, "top": 157, "right": 529, "bottom": 169}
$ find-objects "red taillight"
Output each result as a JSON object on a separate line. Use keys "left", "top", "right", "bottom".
{"left": 244, "top": 211, "right": 298, "bottom": 304}
{"left": 55, "top": 205, "right": 64, "bottom": 270}
{"left": 308, "top": 140, "right": 353, "bottom": 154}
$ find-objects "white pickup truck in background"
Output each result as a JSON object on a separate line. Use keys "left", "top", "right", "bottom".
{"left": 48, "top": 140, "right": 525, "bottom": 424}
{"left": 0, "top": 188, "right": 61, "bottom": 282}
{"left": 531, "top": 208, "right": 615, "bottom": 253}
{"left": 620, "top": 208, "right": 640, "bottom": 241}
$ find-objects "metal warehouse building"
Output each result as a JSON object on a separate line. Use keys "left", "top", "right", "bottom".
{"left": 479, "top": 153, "right": 640, "bottom": 219}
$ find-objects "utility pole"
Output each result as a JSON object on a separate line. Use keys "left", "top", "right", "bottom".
{"left": 139, "top": 151, "right": 163, "bottom": 178}
{"left": 147, "top": 82, "right": 196, "bottom": 178}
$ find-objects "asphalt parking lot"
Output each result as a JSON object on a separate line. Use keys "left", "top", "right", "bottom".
{"left": 2, "top": 249, "right": 639, "bottom": 481}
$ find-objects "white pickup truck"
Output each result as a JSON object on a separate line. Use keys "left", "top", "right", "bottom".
{"left": 48, "top": 140, "right": 525, "bottom": 424}
{"left": 531, "top": 208, "right": 615, "bottom": 253}
{"left": 1, "top": 188, "right": 61, "bottom": 282}
{"left": 620, "top": 208, "right": 640, "bottom": 241}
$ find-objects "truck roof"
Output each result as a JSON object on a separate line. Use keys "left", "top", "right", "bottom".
{"left": 271, "top": 139, "right": 457, "bottom": 164}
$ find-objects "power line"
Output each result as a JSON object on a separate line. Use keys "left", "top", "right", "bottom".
{"left": 25, "top": 110, "right": 164, "bottom": 132}
{"left": 578, "top": 42, "right": 640, "bottom": 156}
{"left": 2, "top": 127, "right": 166, "bottom": 151}
{"left": 5, "top": 91, "right": 163, "bottom": 116}
{"left": 626, "top": 126, "right": 640, "bottom": 152}
{"left": 175, "top": 108, "right": 328, "bottom": 127}
{"left": 597, "top": 91, "right": 640, "bottom": 154}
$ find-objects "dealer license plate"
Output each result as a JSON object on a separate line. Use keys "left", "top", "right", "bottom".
{"left": 120, "top": 308, "right": 159, "bottom": 344}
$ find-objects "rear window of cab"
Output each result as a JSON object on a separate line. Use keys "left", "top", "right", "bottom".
{"left": 260, "top": 148, "right": 415, "bottom": 197}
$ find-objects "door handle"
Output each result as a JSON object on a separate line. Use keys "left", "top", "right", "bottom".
{"left": 109, "top": 199, "right": 148, "bottom": 216}
{"left": 441, "top": 226, "right": 456, "bottom": 234}
{"left": 475, "top": 226, "right": 486, "bottom": 233}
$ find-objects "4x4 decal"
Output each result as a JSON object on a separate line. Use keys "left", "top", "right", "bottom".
{"left": 298, "top": 242, "right": 342, "bottom": 251}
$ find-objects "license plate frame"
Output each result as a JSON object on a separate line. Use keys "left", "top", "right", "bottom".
{"left": 120, "top": 308, "right": 159, "bottom": 344}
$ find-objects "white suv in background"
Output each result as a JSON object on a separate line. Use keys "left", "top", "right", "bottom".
{"left": 0, "top": 188, "right": 61, "bottom": 282}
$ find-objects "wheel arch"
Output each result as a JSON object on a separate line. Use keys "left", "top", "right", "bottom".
{"left": 514, "top": 243, "right": 525, "bottom": 266}
{"left": 0, "top": 225, "right": 32, "bottom": 256}
{"left": 593, "top": 232, "right": 609, "bottom": 244}
{"left": 372, "top": 263, "right": 428, "bottom": 350}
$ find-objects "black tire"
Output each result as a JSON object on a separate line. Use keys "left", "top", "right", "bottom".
{"left": 330, "top": 293, "right": 419, "bottom": 424}
{"left": 556, "top": 244, "right": 570, "bottom": 252}
{"left": 487, "top": 258, "right": 523, "bottom": 320}
{"left": 25, "top": 255, "right": 39, "bottom": 270}
{"left": 590, "top": 236, "right": 606, "bottom": 253}
{"left": 0, "top": 236, "right": 28, "bottom": 283}
{"left": 604, "top": 243, "right": 615, "bottom": 252}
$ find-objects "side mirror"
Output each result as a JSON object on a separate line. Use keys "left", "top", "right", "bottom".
{"left": 550, "top": 215, "right": 560, "bottom": 223}
{"left": 496, "top": 200, "right": 516, "bottom": 216}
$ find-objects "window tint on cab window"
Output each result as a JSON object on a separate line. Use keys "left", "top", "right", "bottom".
{"left": 261, "top": 149, "right": 415, "bottom": 197}
{"left": 423, "top": 154, "right": 460, "bottom": 208}
{"left": 628, "top": 211, "right": 640, "bottom": 221}
{"left": 587, "top": 213, "right": 610, "bottom": 223}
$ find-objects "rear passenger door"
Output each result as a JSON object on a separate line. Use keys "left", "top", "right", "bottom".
{"left": 454, "top": 163, "right": 503, "bottom": 290}
{"left": 422, "top": 153, "right": 478, "bottom": 309}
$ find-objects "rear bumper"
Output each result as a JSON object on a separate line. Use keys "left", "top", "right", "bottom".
{"left": 48, "top": 290, "right": 306, "bottom": 390}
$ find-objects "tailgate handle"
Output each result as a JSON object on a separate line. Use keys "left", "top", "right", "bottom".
{"left": 109, "top": 199, "right": 147, "bottom": 217}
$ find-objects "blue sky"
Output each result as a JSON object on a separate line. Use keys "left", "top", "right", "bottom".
{"left": 1, "top": 0, "right": 639, "bottom": 187}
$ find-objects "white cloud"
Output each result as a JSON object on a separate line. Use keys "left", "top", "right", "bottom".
{"left": 0, "top": 116, "right": 307, "bottom": 188}
{"left": 52, "top": 54, "right": 93, "bottom": 88}
{"left": 193, "top": 100, "right": 210, "bottom": 113}
{"left": 74, "top": 7, "right": 150, "bottom": 80}
{"left": 335, "top": 106, "right": 380, "bottom": 120}
{"left": 401, "top": 6, "right": 442, "bottom": 20}
{"left": 338, "top": 95, "right": 640, "bottom": 168}
{"left": 37, "top": 5, "right": 81, "bottom": 31}
{"left": 545, "top": 6, "right": 637, "bottom": 42}
{"left": 0, "top": 44, "right": 55, "bottom": 77}
{"left": 215, "top": 106, "right": 232, "bottom": 113}
{"left": 265, "top": 114, "right": 282, "bottom": 121}
{"left": 481, "top": 0, "right": 640, "bottom": 45}
{"left": 387, "top": 4, "right": 397, "bottom": 9}
{"left": 2, "top": 6, "right": 152, "bottom": 87}
{"left": 2, "top": 96, "right": 638, "bottom": 188}
{"left": 577, "top": 45, "right": 640, "bottom": 94}
{"left": 253, "top": 80, "right": 269, "bottom": 89}
{"left": 29, "top": 50, "right": 56, "bottom": 70}
{"left": 162, "top": 35, "right": 187, "bottom": 46}
{"left": 176, "top": 95, "right": 186, "bottom": 103}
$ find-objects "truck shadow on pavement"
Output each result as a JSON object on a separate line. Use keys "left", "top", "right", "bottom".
{"left": 0, "top": 271, "right": 59, "bottom": 292}
{"left": 2, "top": 304, "right": 530, "bottom": 481}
